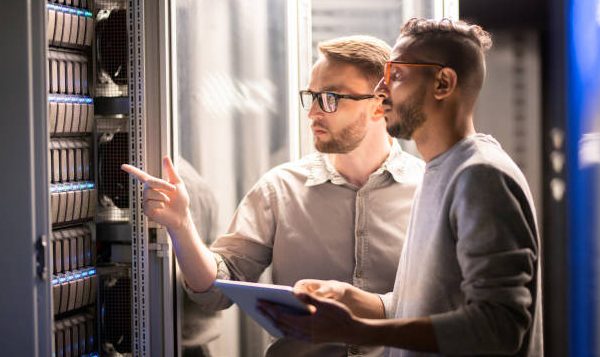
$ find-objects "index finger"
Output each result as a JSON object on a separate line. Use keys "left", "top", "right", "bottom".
{"left": 121, "top": 164, "right": 154, "bottom": 183}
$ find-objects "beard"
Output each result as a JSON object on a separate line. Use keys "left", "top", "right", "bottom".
{"left": 314, "top": 114, "right": 367, "bottom": 153}
{"left": 386, "top": 87, "right": 426, "bottom": 140}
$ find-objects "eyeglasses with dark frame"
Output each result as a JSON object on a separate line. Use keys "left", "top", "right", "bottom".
{"left": 299, "top": 90, "right": 375, "bottom": 113}
{"left": 384, "top": 60, "right": 445, "bottom": 86}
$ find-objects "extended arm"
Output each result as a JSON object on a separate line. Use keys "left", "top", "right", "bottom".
{"left": 122, "top": 157, "right": 217, "bottom": 292}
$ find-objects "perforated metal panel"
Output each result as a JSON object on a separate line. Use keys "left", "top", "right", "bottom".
{"left": 92, "top": 1, "right": 138, "bottom": 356}
{"left": 127, "top": 0, "right": 150, "bottom": 355}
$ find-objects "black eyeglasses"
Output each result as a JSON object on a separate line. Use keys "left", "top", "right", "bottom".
{"left": 299, "top": 90, "right": 375, "bottom": 113}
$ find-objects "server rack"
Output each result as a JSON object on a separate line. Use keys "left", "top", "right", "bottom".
{"left": 0, "top": 0, "right": 175, "bottom": 356}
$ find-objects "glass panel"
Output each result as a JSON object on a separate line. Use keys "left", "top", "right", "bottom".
{"left": 311, "top": 0, "right": 405, "bottom": 62}
{"left": 172, "top": 1, "right": 443, "bottom": 355}
{"left": 173, "top": 0, "right": 292, "bottom": 356}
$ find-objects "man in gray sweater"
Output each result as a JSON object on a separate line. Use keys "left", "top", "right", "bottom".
{"left": 261, "top": 18, "right": 543, "bottom": 356}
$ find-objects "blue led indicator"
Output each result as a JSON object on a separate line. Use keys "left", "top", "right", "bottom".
{"left": 81, "top": 271, "right": 88, "bottom": 277}
{"left": 49, "top": 95, "right": 93, "bottom": 104}
{"left": 51, "top": 181, "right": 94, "bottom": 193}
{"left": 52, "top": 279, "right": 58, "bottom": 285}
{"left": 48, "top": 4, "right": 92, "bottom": 18}
{"left": 58, "top": 277, "right": 66, "bottom": 283}
{"left": 89, "top": 269, "right": 96, "bottom": 275}
{"left": 75, "top": 273, "right": 82, "bottom": 279}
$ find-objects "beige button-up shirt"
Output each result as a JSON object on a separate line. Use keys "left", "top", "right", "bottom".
{"left": 187, "top": 140, "right": 424, "bottom": 356}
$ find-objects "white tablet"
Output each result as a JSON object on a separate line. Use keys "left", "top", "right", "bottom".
{"left": 213, "top": 279, "right": 311, "bottom": 338}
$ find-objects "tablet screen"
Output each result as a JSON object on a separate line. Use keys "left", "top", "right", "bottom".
{"left": 213, "top": 279, "right": 310, "bottom": 337}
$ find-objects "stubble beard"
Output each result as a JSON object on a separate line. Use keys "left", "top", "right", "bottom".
{"left": 386, "top": 88, "right": 427, "bottom": 140}
{"left": 314, "top": 114, "right": 367, "bottom": 154}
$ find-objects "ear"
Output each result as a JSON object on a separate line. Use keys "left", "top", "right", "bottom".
{"left": 433, "top": 67, "right": 457, "bottom": 100}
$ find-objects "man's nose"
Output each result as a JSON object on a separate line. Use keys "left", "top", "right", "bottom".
{"left": 374, "top": 77, "right": 389, "bottom": 98}
{"left": 307, "top": 98, "right": 324, "bottom": 119}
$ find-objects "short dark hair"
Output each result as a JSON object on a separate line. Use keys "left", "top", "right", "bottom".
{"left": 318, "top": 35, "right": 391, "bottom": 87}
{"left": 399, "top": 18, "right": 492, "bottom": 95}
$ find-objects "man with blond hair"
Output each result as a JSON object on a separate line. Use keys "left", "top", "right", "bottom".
{"left": 123, "top": 35, "right": 424, "bottom": 356}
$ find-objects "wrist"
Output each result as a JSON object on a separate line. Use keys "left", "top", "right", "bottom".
{"left": 168, "top": 209, "right": 194, "bottom": 236}
{"left": 349, "top": 317, "right": 374, "bottom": 345}
{"left": 340, "top": 282, "right": 357, "bottom": 306}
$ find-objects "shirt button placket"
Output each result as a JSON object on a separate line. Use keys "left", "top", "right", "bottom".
{"left": 354, "top": 190, "right": 366, "bottom": 287}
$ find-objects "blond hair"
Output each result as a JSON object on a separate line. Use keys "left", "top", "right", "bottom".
{"left": 318, "top": 35, "right": 391, "bottom": 86}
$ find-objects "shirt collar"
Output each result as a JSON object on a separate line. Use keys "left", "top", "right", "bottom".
{"left": 305, "top": 140, "right": 415, "bottom": 187}
{"left": 305, "top": 152, "right": 346, "bottom": 187}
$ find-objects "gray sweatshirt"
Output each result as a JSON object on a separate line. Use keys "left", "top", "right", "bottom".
{"left": 381, "top": 134, "right": 543, "bottom": 356}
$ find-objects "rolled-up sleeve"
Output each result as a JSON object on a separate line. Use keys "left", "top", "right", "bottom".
{"left": 431, "top": 165, "right": 539, "bottom": 355}
{"left": 185, "top": 178, "right": 278, "bottom": 311}
{"left": 378, "top": 292, "right": 396, "bottom": 318}
{"left": 184, "top": 253, "right": 235, "bottom": 309}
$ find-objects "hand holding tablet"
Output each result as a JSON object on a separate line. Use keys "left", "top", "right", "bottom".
{"left": 213, "top": 279, "right": 311, "bottom": 338}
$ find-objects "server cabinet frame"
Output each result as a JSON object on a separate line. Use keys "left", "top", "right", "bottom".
{"left": 0, "top": 0, "right": 53, "bottom": 355}
{"left": 129, "top": 0, "right": 176, "bottom": 355}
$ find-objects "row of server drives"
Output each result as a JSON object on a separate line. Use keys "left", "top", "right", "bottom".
{"left": 48, "top": 1, "right": 99, "bottom": 356}
{"left": 52, "top": 227, "right": 94, "bottom": 275}
{"left": 47, "top": 4, "right": 94, "bottom": 49}
{"left": 50, "top": 139, "right": 92, "bottom": 184}
{"left": 52, "top": 266, "right": 97, "bottom": 315}
{"left": 48, "top": 51, "right": 91, "bottom": 96}
{"left": 54, "top": 312, "right": 97, "bottom": 357}
{"left": 49, "top": 95, "right": 94, "bottom": 135}
{"left": 48, "top": 0, "right": 91, "bottom": 10}
{"left": 50, "top": 182, "right": 96, "bottom": 226}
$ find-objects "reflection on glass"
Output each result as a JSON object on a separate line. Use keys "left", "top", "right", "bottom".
{"left": 174, "top": 0, "right": 290, "bottom": 356}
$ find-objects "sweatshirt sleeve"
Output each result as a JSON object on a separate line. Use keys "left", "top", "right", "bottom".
{"left": 430, "top": 165, "right": 539, "bottom": 355}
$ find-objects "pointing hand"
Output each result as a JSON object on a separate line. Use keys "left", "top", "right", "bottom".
{"left": 121, "top": 156, "right": 191, "bottom": 230}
